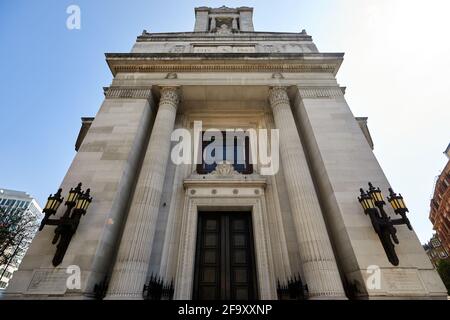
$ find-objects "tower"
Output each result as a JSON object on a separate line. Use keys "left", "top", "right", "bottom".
{"left": 4, "top": 6, "right": 447, "bottom": 300}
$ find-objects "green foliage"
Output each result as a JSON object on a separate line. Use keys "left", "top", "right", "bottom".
{"left": 436, "top": 259, "right": 450, "bottom": 295}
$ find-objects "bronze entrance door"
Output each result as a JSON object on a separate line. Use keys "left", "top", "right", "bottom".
{"left": 193, "top": 212, "right": 258, "bottom": 300}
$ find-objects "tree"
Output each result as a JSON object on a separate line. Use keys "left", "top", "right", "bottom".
{"left": 436, "top": 259, "right": 450, "bottom": 295}
{"left": 0, "top": 205, "right": 40, "bottom": 274}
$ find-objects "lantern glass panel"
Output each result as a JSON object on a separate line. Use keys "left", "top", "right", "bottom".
{"left": 75, "top": 198, "right": 84, "bottom": 210}
{"left": 389, "top": 198, "right": 397, "bottom": 210}
{"left": 54, "top": 200, "right": 62, "bottom": 211}
{"left": 376, "top": 191, "right": 383, "bottom": 202}
{"left": 45, "top": 199, "right": 53, "bottom": 211}
{"left": 398, "top": 198, "right": 406, "bottom": 209}
{"left": 360, "top": 200, "right": 366, "bottom": 210}
{"left": 84, "top": 200, "right": 91, "bottom": 211}
{"left": 68, "top": 190, "right": 79, "bottom": 203}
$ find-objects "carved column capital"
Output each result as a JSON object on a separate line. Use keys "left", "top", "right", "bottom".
{"left": 268, "top": 86, "right": 290, "bottom": 110}
{"left": 159, "top": 86, "right": 181, "bottom": 106}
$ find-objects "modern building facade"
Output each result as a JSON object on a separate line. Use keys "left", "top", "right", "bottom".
{"left": 429, "top": 143, "right": 450, "bottom": 254}
{"left": 423, "top": 234, "right": 449, "bottom": 268}
{"left": 4, "top": 6, "right": 447, "bottom": 299}
{"left": 0, "top": 189, "right": 42, "bottom": 290}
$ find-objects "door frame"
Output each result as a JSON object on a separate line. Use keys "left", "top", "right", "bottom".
{"left": 193, "top": 212, "right": 259, "bottom": 300}
{"left": 174, "top": 196, "right": 276, "bottom": 299}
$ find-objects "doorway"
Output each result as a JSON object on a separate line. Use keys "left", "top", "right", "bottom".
{"left": 193, "top": 212, "right": 258, "bottom": 300}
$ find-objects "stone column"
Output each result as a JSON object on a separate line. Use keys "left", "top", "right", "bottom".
{"left": 268, "top": 86, "right": 346, "bottom": 299}
{"left": 105, "top": 86, "right": 181, "bottom": 299}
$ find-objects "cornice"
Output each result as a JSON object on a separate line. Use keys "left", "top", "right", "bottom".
{"left": 106, "top": 52, "right": 340, "bottom": 59}
{"left": 136, "top": 32, "right": 313, "bottom": 42}
{"left": 106, "top": 53, "right": 343, "bottom": 76}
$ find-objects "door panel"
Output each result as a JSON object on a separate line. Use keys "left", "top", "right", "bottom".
{"left": 193, "top": 212, "right": 258, "bottom": 300}
{"left": 194, "top": 215, "right": 221, "bottom": 300}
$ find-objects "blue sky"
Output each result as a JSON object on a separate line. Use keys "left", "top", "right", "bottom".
{"left": 0, "top": 0, "right": 449, "bottom": 243}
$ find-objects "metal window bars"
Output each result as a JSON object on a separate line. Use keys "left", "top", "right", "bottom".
{"left": 143, "top": 273, "right": 174, "bottom": 300}
{"left": 276, "top": 274, "right": 308, "bottom": 300}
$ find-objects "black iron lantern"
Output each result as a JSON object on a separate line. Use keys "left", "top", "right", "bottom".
{"left": 358, "top": 188, "right": 375, "bottom": 211}
{"left": 368, "top": 182, "right": 385, "bottom": 205}
{"left": 388, "top": 187, "right": 412, "bottom": 230}
{"left": 66, "top": 183, "right": 82, "bottom": 206}
{"left": 75, "top": 188, "right": 92, "bottom": 213}
{"left": 39, "top": 189, "right": 64, "bottom": 231}
{"left": 44, "top": 189, "right": 64, "bottom": 212}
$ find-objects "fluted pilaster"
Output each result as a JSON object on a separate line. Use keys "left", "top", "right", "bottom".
{"left": 105, "top": 86, "right": 180, "bottom": 299}
{"left": 268, "top": 86, "right": 346, "bottom": 299}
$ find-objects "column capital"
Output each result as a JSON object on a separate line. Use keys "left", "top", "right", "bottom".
{"left": 268, "top": 86, "right": 290, "bottom": 109}
{"left": 159, "top": 86, "right": 181, "bottom": 106}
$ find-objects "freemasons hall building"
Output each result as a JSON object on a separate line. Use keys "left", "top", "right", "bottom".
{"left": 5, "top": 6, "right": 447, "bottom": 300}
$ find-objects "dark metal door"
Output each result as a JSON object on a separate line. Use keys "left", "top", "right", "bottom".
{"left": 193, "top": 212, "right": 258, "bottom": 300}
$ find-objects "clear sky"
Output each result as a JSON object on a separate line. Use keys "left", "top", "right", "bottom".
{"left": 0, "top": 0, "right": 448, "bottom": 243}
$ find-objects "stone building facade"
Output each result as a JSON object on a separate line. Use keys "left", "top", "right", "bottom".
{"left": 429, "top": 143, "right": 450, "bottom": 254}
{"left": 423, "top": 234, "right": 449, "bottom": 268}
{"left": 3, "top": 6, "right": 447, "bottom": 300}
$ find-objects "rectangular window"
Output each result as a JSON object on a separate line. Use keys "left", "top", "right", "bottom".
{"left": 196, "top": 131, "right": 253, "bottom": 175}
{"left": 431, "top": 239, "right": 440, "bottom": 248}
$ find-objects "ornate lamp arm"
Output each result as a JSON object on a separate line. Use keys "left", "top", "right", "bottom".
{"left": 358, "top": 183, "right": 413, "bottom": 266}
{"left": 39, "top": 183, "right": 92, "bottom": 266}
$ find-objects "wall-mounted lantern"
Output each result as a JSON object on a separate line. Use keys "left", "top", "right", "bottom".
{"left": 358, "top": 182, "right": 412, "bottom": 266}
{"left": 40, "top": 183, "right": 92, "bottom": 266}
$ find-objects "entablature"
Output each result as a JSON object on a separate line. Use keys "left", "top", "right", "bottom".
{"left": 105, "top": 52, "right": 344, "bottom": 76}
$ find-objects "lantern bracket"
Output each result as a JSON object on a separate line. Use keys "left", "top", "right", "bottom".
{"left": 358, "top": 182, "right": 413, "bottom": 266}
{"left": 39, "top": 183, "right": 92, "bottom": 266}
